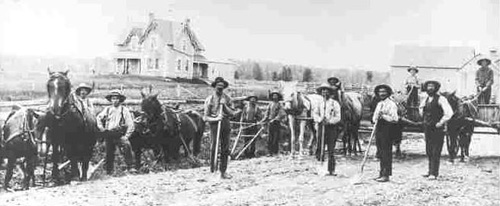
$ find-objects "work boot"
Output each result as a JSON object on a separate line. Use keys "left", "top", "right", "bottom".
{"left": 427, "top": 175, "right": 437, "bottom": 180}
{"left": 422, "top": 174, "right": 430, "bottom": 178}
{"left": 376, "top": 176, "right": 389, "bottom": 182}
{"left": 221, "top": 172, "right": 232, "bottom": 179}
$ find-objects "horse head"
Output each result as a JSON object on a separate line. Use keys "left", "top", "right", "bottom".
{"left": 140, "top": 90, "right": 161, "bottom": 119}
{"left": 46, "top": 68, "right": 71, "bottom": 118}
{"left": 440, "top": 91, "right": 460, "bottom": 113}
{"left": 280, "top": 81, "right": 306, "bottom": 115}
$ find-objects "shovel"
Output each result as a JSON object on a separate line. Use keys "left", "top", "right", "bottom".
{"left": 210, "top": 105, "right": 223, "bottom": 173}
{"left": 351, "top": 120, "right": 378, "bottom": 185}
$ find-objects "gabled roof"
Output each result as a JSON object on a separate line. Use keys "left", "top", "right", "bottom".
{"left": 391, "top": 45, "right": 476, "bottom": 69}
{"left": 118, "top": 17, "right": 205, "bottom": 51}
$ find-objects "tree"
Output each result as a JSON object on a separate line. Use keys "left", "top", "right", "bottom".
{"left": 302, "top": 68, "right": 313, "bottom": 82}
{"left": 272, "top": 71, "right": 280, "bottom": 81}
{"left": 252, "top": 63, "right": 263, "bottom": 81}
{"left": 234, "top": 70, "right": 240, "bottom": 79}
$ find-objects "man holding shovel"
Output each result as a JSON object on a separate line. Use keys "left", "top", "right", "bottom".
{"left": 372, "top": 84, "right": 399, "bottom": 182}
{"left": 203, "top": 77, "right": 238, "bottom": 179}
{"left": 312, "top": 83, "right": 341, "bottom": 176}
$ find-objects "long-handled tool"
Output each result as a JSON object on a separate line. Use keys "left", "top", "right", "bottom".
{"left": 210, "top": 105, "right": 223, "bottom": 173}
{"left": 351, "top": 120, "right": 378, "bottom": 185}
{"left": 230, "top": 120, "right": 244, "bottom": 156}
{"left": 235, "top": 126, "right": 265, "bottom": 160}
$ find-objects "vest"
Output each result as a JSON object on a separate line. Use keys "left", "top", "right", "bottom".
{"left": 423, "top": 95, "right": 443, "bottom": 126}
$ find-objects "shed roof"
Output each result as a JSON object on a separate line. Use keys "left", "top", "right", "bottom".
{"left": 391, "top": 45, "right": 476, "bottom": 69}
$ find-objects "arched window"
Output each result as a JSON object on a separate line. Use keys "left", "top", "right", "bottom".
{"left": 177, "top": 59, "right": 181, "bottom": 70}
{"left": 185, "top": 59, "right": 189, "bottom": 71}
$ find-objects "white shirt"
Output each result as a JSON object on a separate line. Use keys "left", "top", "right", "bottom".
{"left": 372, "top": 98, "right": 399, "bottom": 123}
{"left": 313, "top": 98, "right": 341, "bottom": 125}
{"left": 418, "top": 95, "right": 454, "bottom": 125}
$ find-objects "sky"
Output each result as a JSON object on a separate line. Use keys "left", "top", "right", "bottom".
{"left": 0, "top": 0, "right": 498, "bottom": 70}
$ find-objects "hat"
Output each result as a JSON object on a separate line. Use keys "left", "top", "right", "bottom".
{"left": 316, "top": 83, "right": 334, "bottom": 94}
{"left": 374, "top": 84, "right": 393, "bottom": 96}
{"left": 269, "top": 89, "right": 283, "bottom": 100}
{"left": 327, "top": 77, "right": 341, "bottom": 88}
{"left": 407, "top": 65, "right": 419, "bottom": 73}
{"left": 477, "top": 58, "right": 491, "bottom": 66}
{"left": 75, "top": 83, "right": 92, "bottom": 94}
{"left": 211, "top": 77, "right": 229, "bottom": 88}
{"left": 422, "top": 80, "right": 441, "bottom": 92}
{"left": 245, "top": 92, "right": 259, "bottom": 101}
{"left": 105, "top": 89, "right": 126, "bottom": 103}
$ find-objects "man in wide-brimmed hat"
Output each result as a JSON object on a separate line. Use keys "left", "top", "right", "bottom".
{"left": 72, "top": 83, "right": 97, "bottom": 130}
{"left": 96, "top": 89, "right": 136, "bottom": 174}
{"left": 203, "top": 77, "right": 239, "bottom": 179}
{"left": 313, "top": 83, "right": 341, "bottom": 176}
{"left": 239, "top": 93, "right": 263, "bottom": 159}
{"left": 372, "top": 84, "right": 399, "bottom": 182}
{"left": 475, "top": 58, "right": 494, "bottom": 104}
{"left": 404, "top": 65, "right": 422, "bottom": 108}
{"left": 419, "top": 80, "right": 453, "bottom": 180}
{"left": 259, "top": 89, "right": 286, "bottom": 156}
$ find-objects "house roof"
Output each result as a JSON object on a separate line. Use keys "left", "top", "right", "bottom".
{"left": 119, "top": 17, "right": 205, "bottom": 51}
{"left": 117, "top": 27, "right": 144, "bottom": 46}
{"left": 391, "top": 45, "right": 476, "bottom": 69}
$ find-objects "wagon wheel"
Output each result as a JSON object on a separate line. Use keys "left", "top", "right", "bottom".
{"left": 445, "top": 133, "right": 459, "bottom": 160}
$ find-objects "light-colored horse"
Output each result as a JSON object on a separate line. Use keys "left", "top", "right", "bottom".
{"left": 280, "top": 81, "right": 323, "bottom": 155}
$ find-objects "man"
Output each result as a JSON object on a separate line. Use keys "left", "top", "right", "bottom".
{"left": 259, "top": 90, "right": 286, "bottom": 156}
{"left": 372, "top": 84, "right": 399, "bottom": 182}
{"left": 72, "top": 83, "right": 98, "bottom": 133}
{"left": 327, "top": 77, "right": 342, "bottom": 101}
{"left": 96, "top": 90, "right": 136, "bottom": 174}
{"left": 419, "top": 80, "right": 453, "bottom": 180}
{"left": 404, "top": 65, "right": 422, "bottom": 109}
{"left": 475, "top": 58, "right": 494, "bottom": 104}
{"left": 239, "top": 93, "right": 263, "bottom": 158}
{"left": 203, "top": 77, "right": 238, "bottom": 179}
{"left": 313, "top": 83, "right": 341, "bottom": 176}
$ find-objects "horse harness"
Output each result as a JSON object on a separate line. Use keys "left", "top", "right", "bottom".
{"left": 3, "top": 111, "right": 38, "bottom": 147}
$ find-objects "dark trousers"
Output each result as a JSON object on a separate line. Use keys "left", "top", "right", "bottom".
{"left": 407, "top": 86, "right": 419, "bottom": 107}
{"left": 103, "top": 131, "right": 134, "bottom": 173}
{"left": 268, "top": 121, "right": 281, "bottom": 155}
{"left": 376, "top": 120, "right": 395, "bottom": 177}
{"left": 316, "top": 123, "right": 338, "bottom": 173}
{"left": 478, "top": 86, "right": 491, "bottom": 104}
{"left": 210, "top": 119, "right": 231, "bottom": 173}
{"left": 243, "top": 124, "right": 258, "bottom": 158}
{"left": 424, "top": 126, "right": 445, "bottom": 176}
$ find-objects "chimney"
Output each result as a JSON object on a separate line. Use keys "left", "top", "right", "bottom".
{"left": 149, "top": 12, "right": 155, "bottom": 22}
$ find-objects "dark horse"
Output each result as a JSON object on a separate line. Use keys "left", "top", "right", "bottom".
{"left": 441, "top": 91, "right": 477, "bottom": 162}
{"left": 1, "top": 108, "right": 44, "bottom": 191}
{"left": 41, "top": 69, "right": 96, "bottom": 183}
{"left": 133, "top": 92, "right": 204, "bottom": 167}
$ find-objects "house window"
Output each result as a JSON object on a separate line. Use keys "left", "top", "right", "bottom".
{"left": 185, "top": 59, "right": 189, "bottom": 71}
{"left": 155, "top": 59, "right": 159, "bottom": 69}
{"left": 148, "top": 58, "right": 153, "bottom": 69}
{"left": 177, "top": 59, "right": 181, "bottom": 70}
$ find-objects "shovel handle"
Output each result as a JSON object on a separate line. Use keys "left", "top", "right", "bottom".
{"left": 360, "top": 121, "right": 378, "bottom": 172}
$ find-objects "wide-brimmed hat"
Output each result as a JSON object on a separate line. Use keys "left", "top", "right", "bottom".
{"left": 422, "top": 80, "right": 441, "bottom": 92}
{"left": 211, "top": 77, "right": 229, "bottom": 88}
{"left": 374, "top": 84, "right": 393, "bottom": 96}
{"left": 327, "top": 77, "right": 341, "bottom": 88}
{"left": 245, "top": 92, "right": 259, "bottom": 101}
{"left": 477, "top": 58, "right": 491, "bottom": 66}
{"left": 269, "top": 89, "right": 283, "bottom": 100}
{"left": 75, "top": 83, "right": 92, "bottom": 94}
{"left": 316, "top": 83, "right": 334, "bottom": 94}
{"left": 105, "top": 89, "right": 126, "bottom": 103}
{"left": 407, "top": 65, "right": 419, "bottom": 73}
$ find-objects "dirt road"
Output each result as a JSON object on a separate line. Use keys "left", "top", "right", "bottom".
{"left": 0, "top": 135, "right": 498, "bottom": 206}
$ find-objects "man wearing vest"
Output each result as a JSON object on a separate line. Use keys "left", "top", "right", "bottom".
{"left": 419, "top": 80, "right": 453, "bottom": 180}
{"left": 96, "top": 90, "right": 136, "bottom": 174}
{"left": 240, "top": 94, "right": 263, "bottom": 159}
{"left": 372, "top": 84, "right": 399, "bottom": 182}
{"left": 313, "top": 83, "right": 341, "bottom": 176}
{"left": 259, "top": 90, "right": 286, "bottom": 156}
{"left": 203, "top": 77, "right": 238, "bottom": 179}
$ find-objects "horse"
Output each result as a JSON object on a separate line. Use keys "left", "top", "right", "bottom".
{"left": 1, "top": 107, "right": 44, "bottom": 191}
{"left": 138, "top": 92, "right": 204, "bottom": 165}
{"left": 281, "top": 81, "right": 322, "bottom": 155}
{"left": 42, "top": 69, "right": 97, "bottom": 183}
{"left": 441, "top": 91, "right": 477, "bottom": 162}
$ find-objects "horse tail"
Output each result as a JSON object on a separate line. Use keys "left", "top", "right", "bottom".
{"left": 185, "top": 110, "right": 204, "bottom": 156}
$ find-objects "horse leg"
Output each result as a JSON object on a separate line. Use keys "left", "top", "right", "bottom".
{"left": 308, "top": 123, "right": 318, "bottom": 155}
{"left": 4, "top": 156, "right": 15, "bottom": 191}
{"left": 81, "top": 158, "right": 89, "bottom": 181}
{"left": 288, "top": 115, "right": 296, "bottom": 155}
{"left": 69, "top": 158, "right": 79, "bottom": 182}
{"left": 22, "top": 156, "right": 36, "bottom": 190}
{"left": 135, "top": 149, "right": 142, "bottom": 170}
{"left": 298, "top": 120, "right": 306, "bottom": 155}
{"left": 51, "top": 144, "right": 62, "bottom": 185}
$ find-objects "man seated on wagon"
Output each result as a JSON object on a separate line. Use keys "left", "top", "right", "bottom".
{"left": 475, "top": 58, "right": 494, "bottom": 104}
{"left": 404, "top": 65, "right": 422, "bottom": 110}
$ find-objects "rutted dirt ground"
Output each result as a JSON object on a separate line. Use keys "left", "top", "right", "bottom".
{"left": 0, "top": 133, "right": 499, "bottom": 206}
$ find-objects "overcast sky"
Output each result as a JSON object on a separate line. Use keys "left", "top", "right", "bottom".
{"left": 0, "top": 0, "right": 498, "bottom": 70}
